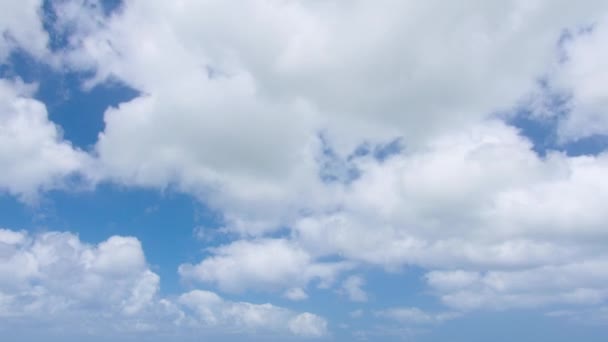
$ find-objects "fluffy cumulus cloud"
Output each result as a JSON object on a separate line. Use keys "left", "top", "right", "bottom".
{"left": 4, "top": 0, "right": 608, "bottom": 338}
{"left": 0, "top": 228, "right": 328, "bottom": 339}
{"left": 292, "top": 120, "right": 608, "bottom": 311}
{"left": 52, "top": 0, "right": 608, "bottom": 232}
{"left": 294, "top": 120, "right": 608, "bottom": 265}
{"left": 179, "top": 238, "right": 352, "bottom": 293}
{"left": 52, "top": 0, "right": 608, "bottom": 318}
{"left": 0, "top": 79, "right": 93, "bottom": 202}
{"left": 0, "top": 228, "right": 162, "bottom": 326}
{"left": 179, "top": 290, "right": 327, "bottom": 337}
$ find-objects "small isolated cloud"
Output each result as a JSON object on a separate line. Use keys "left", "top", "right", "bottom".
{"left": 340, "top": 275, "right": 368, "bottom": 302}
{"left": 375, "top": 307, "right": 461, "bottom": 325}
{"left": 284, "top": 287, "right": 308, "bottom": 301}
{"left": 288, "top": 312, "right": 329, "bottom": 338}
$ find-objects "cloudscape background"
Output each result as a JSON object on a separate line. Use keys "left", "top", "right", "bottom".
{"left": 1, "top": 0, "right": 608, "bottom": 341}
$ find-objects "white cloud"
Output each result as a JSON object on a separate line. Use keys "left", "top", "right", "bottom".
{"left": 293, "top": 120, "right": 608, "bottom": 268}
{"left": 288, "top": 312, "right": 328, "bottom": 338}
{"left": 0, "top": 78, "right": 93, "bottom": 202}
{"left": 51, "top": 1, "right": 608, "bottom": 316}
{"left": 426, "top": 259, "right": 608, "bottom": 311}
{"left": 546, "top": 306, "right": 608, "bottom": 325}
{"left": 284, "top": 287, "right": 308, "bottom": 301}
{"left": 0, "top": 0, "right": 48, "bottom": 62}
{"left": 543, "top": 16, "right": 608, "bottom": 141}
{"left": 52, "top": 0, "right": 608, "bottom": 236}
{"left": 289, "top": 120, "right": 608, "bottom": 314}
{"left": 375, "top": 307, "right": 460, "bottom": 325}
{"left": 0, "top": 227, "right": 330, "bottom": 338}
{"left": 42, "top": 1, "right": 608, "bottom": 300}
{"left": 340, "top": 275, "right": 367, "bottom": 302}
{"left": 0, "top": 228, "right": 159, "bottom": 318}
{"left": 179, "top": 290, "right": 327, "bottom": 337}
{"left": 5, "top": 0, "right": 608, "bottom": 326}
{"left": 179, "top": 238, "right": 352, "bottom": 294}
{"left": 44, "top": 0, "right": 608, "bottom": 265}
{"left": 0, "top": 227, "right": 175, "bottom": 339}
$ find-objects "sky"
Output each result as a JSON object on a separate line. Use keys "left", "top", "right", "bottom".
{"left": 1, "top": 0, "right": 608, "bottom": 341}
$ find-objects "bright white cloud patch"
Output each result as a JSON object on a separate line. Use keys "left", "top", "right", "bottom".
{"left": 0, "top": 228, "right": 160, "bottom": 320}
{"left": 0, "top": 78, "right": 92, "bottom": 202}
{"left": 179, "top": 238, "right": 352, "bottom": 293}
{"left": 294, "top": 120, "right": 608, "bottom": 267}
{"left": 55, "top": 0, "right": 608, "bottom": 234}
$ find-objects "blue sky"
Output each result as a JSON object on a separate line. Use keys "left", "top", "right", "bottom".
{"left": 1, "top": 1, "right": 608, "bottom": 341}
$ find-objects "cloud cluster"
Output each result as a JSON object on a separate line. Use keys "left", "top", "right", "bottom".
{"left": 180, "top": 290, "right": 327, "bottom": 337}
{"left": 179, "top": 238, "right": 352, "bottom": 294}
{"left": 2, "top": 0, "right": 608, "bottom": 335}
{"left": 426, "top": 260, "right": 608, "bottom": 310}
{"left": 50, "top": 0, "right": 608, "bottom": 233}
{"left": 0, "top": 228, "right": 328, "bottom": 338}
{"left": 0, "top": 228, "right": 160, "bottom": 323}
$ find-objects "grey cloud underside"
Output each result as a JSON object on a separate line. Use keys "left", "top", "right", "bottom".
{"left": 2, "top": 0, "right": 608, "bottom": 336}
